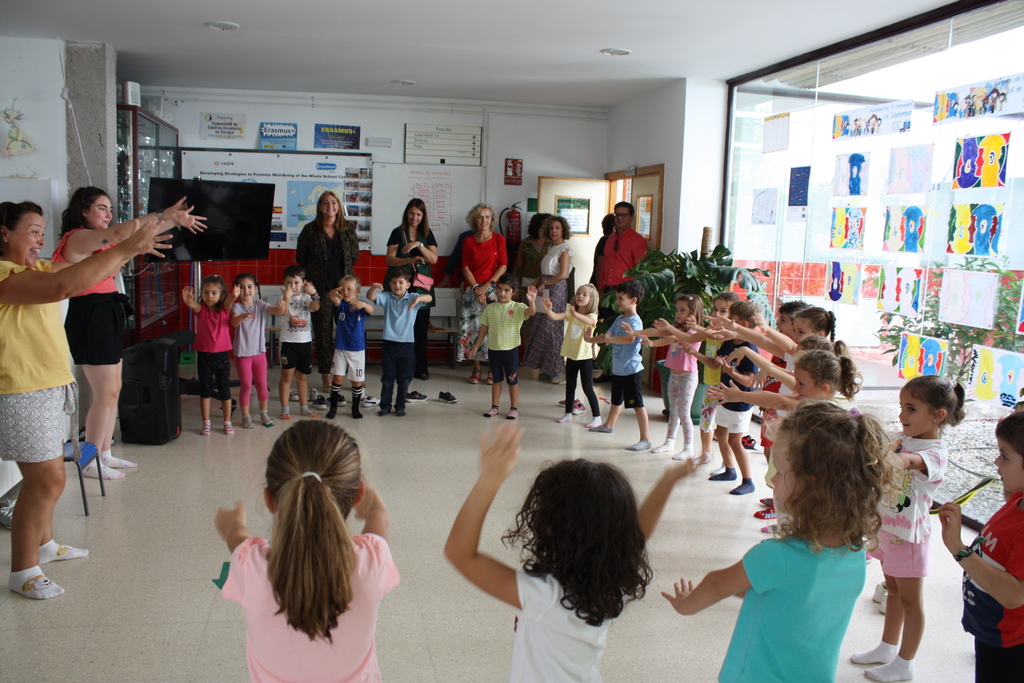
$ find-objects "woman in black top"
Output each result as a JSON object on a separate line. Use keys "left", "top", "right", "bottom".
{"left": 385, "top": 198, "right": 438, "bottom": 380}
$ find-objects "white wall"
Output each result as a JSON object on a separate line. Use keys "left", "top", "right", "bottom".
{"left": 679, "top": 78, "right": 729, "bottom": 253}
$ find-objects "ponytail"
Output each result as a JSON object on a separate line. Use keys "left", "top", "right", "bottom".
{"left": 836, "top": 355, "right": 863, "bottom": 400}
{"left": 793, "top": 306, "right": 837, "bottom": 341}
{"left": 903, "top": 376, "right": 965, "bottom": 429}
{"left": 795, "top": 349, "right": 862, "bottom": 399}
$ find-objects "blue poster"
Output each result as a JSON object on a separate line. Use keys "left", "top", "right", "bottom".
{"left": 259, "top": 122, "right": 297, "bottom": 150}
{"left": 314, "top": 124, "right": 361, "bottom": 150}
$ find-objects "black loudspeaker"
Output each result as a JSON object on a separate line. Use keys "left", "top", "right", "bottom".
{"left": 119, "top": 337, "right": 181, "bottom": 445}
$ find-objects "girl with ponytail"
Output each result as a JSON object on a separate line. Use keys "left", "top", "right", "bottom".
{"left": 215, "top": 421, "right": 398, "bottom": 682}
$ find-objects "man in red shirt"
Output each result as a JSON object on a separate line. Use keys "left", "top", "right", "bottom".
{"left": 598, "top": 202, "right": 648, "bottom": 292}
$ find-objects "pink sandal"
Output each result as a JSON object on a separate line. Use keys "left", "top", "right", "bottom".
{"left": 468, "top": 372, "right": 480, "bottom": 384}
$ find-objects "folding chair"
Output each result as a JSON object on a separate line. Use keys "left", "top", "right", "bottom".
{"left": 63, "top": 441, "right": 103, "bottom": 516}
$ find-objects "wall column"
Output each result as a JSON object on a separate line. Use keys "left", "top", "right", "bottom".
{"left": 64, "top": 41, "right": 117, "bottom": 197}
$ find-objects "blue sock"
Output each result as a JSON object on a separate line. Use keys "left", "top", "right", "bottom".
{"left": 709, "top": 468, "right": 737, "bottom": 481}
{"left": 730, "top": 478, "right": 755, "bottom": 495}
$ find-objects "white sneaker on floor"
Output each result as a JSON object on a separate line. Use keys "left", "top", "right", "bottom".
{"left": 361, "top": 395, "right": 380, "bottom": 406}
{"left": 289, "top": 389, "right": 299, "bottom": 403}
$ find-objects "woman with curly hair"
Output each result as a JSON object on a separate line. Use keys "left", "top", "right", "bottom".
{"left": 445, "top": 424, "right": 697, "bottom": 681}
{"left": 521, "top": 215, "right": 572, "bottom": 382}
{"left": 456, "top": 203, "right": 506, "bottom": 384}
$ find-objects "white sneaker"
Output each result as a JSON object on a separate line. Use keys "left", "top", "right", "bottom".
{"left": 361, "top": 394, "right": 380, "bottom": 406}
{"left": 289, "top": 389, "right": 299, "bottom": 403}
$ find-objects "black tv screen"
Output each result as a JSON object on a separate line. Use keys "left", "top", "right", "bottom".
{"left": 146, "top": 178, "right": 275, "bottom": 262}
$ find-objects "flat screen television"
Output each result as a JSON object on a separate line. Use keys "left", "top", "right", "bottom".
{"left": 146, "top": 178, "right": 275, "bottom": 262}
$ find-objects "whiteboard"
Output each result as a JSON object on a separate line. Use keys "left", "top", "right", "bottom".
{"left": 371, "top": 163, "right": 483, "bottom": 256}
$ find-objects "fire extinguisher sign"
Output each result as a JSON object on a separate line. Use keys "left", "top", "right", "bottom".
{"left": 504, "top": 158, "right": 523, "bottom": 186}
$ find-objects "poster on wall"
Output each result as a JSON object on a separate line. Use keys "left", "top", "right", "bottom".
{"left": 751, "top": 188, "right": 778, "bottom": 225}
{"left": 946, "top": 203, "right": 1004, "bottom": 255}
{"left": 953, "top": 133, "right": 1010, "bottom": 189}
{"left": 830, "top": 206, "right": 865, "bottom": 249}
{"left": 883, "top": 206, "right": 927, "bottom": 252}
{"left": 314, "top": 124, "right": 361, "bottom": 150}
{"left": 762, "top": 113, "right": 790, "bottom": 153}
{"left": 897, "top": 333, "right": 947, "bottom": 380}
{"left": 833, "top": 152, "right": 869, "bottom": 196}
{"left": 938, "top": 268, "right": 998, "bottom": 329}
{"left": 200, "top": 113, "right": 246, "bottom": 140}
{"left": 787, "top": 166, "right": 810, "bottom": 222}
{"left": 933, "top": 72, "right": 1024, "bottom": 124}
{"left": 969, "top": 344, "right": 1024, "bottom": 408}
{"left": 259, "top": 122, "right": 297, "bottom": 150}
{"left": 877, "top": 267, "right": 923, "bottom": 317}
{"left": 832, "top": 99, "right": 913, "bottom": 139}
{"left": 887, "top": 144, "right": 934, "bottom": 194}
{"left": 180, "top": 150, "right": 372, "bottom": 250}
{"left": 827, "top": 261, "right": 861, "bottom": 305}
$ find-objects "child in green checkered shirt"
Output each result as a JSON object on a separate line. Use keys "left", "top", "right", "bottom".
{"left": 470, "top": 274, "right": 537, "bottom": 420}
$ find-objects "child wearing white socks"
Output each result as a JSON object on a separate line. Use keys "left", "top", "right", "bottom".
{"left": 9, "top": 540, "right": 88, "bottom": 600}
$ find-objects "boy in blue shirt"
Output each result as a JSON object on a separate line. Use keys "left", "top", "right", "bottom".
{"left": 326, "top": 274, "right": 373, "bottom": 419}
{"left": 368, "top": 267, "right": 432, "bottom": 416}
{"left": 584, "top": 280, "right": 651, "bottom": 451}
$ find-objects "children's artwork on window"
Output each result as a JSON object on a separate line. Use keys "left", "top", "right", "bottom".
{"left": 969, "top": 344, "right": 1024, "bottom": 408}
{"left": 751, "top": 188, "right": 778, "bottom": 225}
{"left": 887, "top": 144, "right": 933, "bottom": 194}
{"left": 938, "top": 269, "right": 998, "bottom": 329}
{"left": 946, "top": 203, "right": 1004, "bottom": 255}
{"left": 1017, "top": 285, "right": 1024, "bottom": 335}
{"left": 833, "top": 152, "right": 869, "bottom": 196}
{"left": 883, "top": 205, "right": 927, "bottom": 252}
{"left": 897, "top": 333, "right": 947, "bottom": 380}
{"left": 933, "top": 73, "right": 1024, "bottom": 125}
{"left": 830, "top": 206, "right": 865, "bottom": 249}
{"left": 878, "top": 267, "right": 923, "bottom": 317}
{"left": 827, "top": 261, "right": 861, "bottom": 305}
{"left": 953, "top": 133, "right": 1009, "bottom": 189}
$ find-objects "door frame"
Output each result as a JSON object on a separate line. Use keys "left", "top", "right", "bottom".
{"left": 605, "top": 164, "right": 665, "bottom": 250}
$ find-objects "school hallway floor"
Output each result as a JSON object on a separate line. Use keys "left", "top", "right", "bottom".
{"left": 0, "top": 363, "right": 977, "bottom": 682}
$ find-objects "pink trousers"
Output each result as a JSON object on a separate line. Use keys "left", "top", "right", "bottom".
{"left": 235, "top": 353, "right": 269, "bottom": 407}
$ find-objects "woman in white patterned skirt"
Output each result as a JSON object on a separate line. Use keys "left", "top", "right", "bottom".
{"left": 522, "top": 215, "right": 572, "bottom": 383}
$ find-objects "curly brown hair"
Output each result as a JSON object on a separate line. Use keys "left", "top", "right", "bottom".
{"left": 773, "top": 402, "right": 899, "bottom": 552}
{"left": 502, "top": 459, "right": 652, "bottom": 626}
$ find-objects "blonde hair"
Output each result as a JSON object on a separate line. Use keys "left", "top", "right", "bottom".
{"left": 773, "top": 402, "right": 899, "bottom": 552}
{"left": 574, "top": 283, "right": 600, "bottom": 317}
{"left": 465, "top": 203, "right": 496, "bottom": 231}
{"left": 265, "top": 421, "right": 363, "bottom": 641}
{"left": 339, "top": 274, "right": 361, "bottom": 289}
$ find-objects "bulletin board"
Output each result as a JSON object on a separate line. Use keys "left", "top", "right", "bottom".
{"left": 371, "top": 163, "right": 484, "bottom": 256}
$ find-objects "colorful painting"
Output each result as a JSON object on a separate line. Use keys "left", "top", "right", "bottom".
{"left": 827, "top": 262, "right": 861, "bottom": 305}
{"left": 832, "top": 100, "right": 913, "bottom": 139}
{"left": 934, "top": 72, "right": 1024, "bottom": 125}
{"left": 1017, "top": 285, "right": 1024, "bottom": 335}
{"left": 878, "top": 267, "right": 923, "bottom": 317}
{"left": 833, "top": 152, "right": 869, "bottom": 196}
{"left": 938, "top": 269, "right": 998, "bottom": 330}
{"left": 897, "top": 333, "right": 947, "bottom": 380}
{"left": 953, "top": 133, "right": 1010, "bottom": 189}
{"left": 969, "top": 345, "right": 1024, "bottom": 408}
{"left": 946, "top": 204, "right": 1004, "bottom": 255}
{"left": 830, "top": 207, "right": 865, "bottom": 249}
{"left": 887, "top": 144, "right": 934, "bottom": 195}
{"left": 883, "top": 206, "right": 926, "bottom": 252}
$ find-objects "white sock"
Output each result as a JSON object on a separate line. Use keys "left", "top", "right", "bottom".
{"left": 100, "top": 449, "right": 137, "bottom": 469}
{"left": 81, "top": 459, "right": 125, "bottom": 480}
{"left": 39, "top": 539, "right": 89, "bottom": 564}
{"left": 9, "top": 566, "right": 64, "bottom": 599}
{"left": 652, "top": 438, "right": 676, "bottom": 454}
{"left": 865, "top": 656, "right": 914, "bottom": 682}
{"left": 710, "top": 464, "right": 726, "bottom": 476}
{"left": 852, "top": 641, "right": 899, "bottom": 665}
{"left": 672, "top": 449, "right": 695, "bottom": 461}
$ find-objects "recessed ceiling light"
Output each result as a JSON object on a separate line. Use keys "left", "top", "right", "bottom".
{"left": 391, "top": 80, "right": 417, "bottom": 86}
{"left": 600, "top": 48, "right": 632, "bottom": 56}
{"left": 205, "top": 21, "right": 240, "bottom": 31}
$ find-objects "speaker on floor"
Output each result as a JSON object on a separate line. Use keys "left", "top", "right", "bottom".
{"left": 119, "top": 337, "right": 181, "bottom": 445}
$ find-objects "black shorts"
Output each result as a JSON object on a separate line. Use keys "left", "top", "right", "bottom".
{"left": 611, "top": 372, "right": 644, "bottom": 409}
{"left": 488, "top": 349, "right": 519, "bottom": 385}
{"left": 64, "top": 293, "right": 127, "bottom": 366}
{"left": 280, "top": 341, "right": 313, "bottom": 375}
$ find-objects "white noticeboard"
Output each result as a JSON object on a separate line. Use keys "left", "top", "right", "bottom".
{"left": 180, "top": 149, "right": 372, "bottom": 250}
{"left": 371, "top": 163, "right": 484, "bottom": 256}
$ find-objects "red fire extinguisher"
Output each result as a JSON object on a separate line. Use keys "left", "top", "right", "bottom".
{"left": 500, "top": 202, "right": 522, "bottom": 246}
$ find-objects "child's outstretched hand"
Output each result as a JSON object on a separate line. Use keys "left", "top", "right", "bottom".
{"left": 231, "top": 284, "right": 241, "bottom": 298}
{"left": 370, "top": 282, "right": 384, "bottom": 291}
{"left": 303, "top": 280, "right": 317, "bottom": 295}
{"left": 653, "top": 317, "right": 672, "bottom": 331}
{"left": 526, "top": 285, "right": 538, "bottom": 302}
{"left": 214, "top": 500, "right": 246, "bottom": 541}
{"left": 639, "top": 336, "right": 653, "bottom": 347}
{"left": 727, "top": 347, "right": 747, "bottom": 364}
{"left": 705, "top": 383, "right": 735, "bottom": 404}
{"left": 354, "top": 483, "right": 380, "bottom": 520}
{"left": 661, "top": 577, "right": 697, "bottom": 614}
{"left": 938, "top": 502, "right": 966, "bottom": 555}
{"left": 479, "top": 423, "right": 522, "bottom": 484}
{"left": 181, "top": 286, "right": 194, "bottom": 303}
{"left": 541, "top": 297, "right": 553, "bottom": 312}
{"left": 684, "top": 315, "right": 697, "bottom": 329}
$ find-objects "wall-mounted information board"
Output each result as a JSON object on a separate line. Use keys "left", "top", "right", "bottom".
{"left": 404, "top": 124, "right": 482, "bottom": 166}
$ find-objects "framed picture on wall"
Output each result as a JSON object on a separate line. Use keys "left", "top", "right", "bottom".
{"left": 556, "top": 196, "right": 591, "bottom": 235}
{"left": 637, "top": 195, "right": 653, "bottom": 237}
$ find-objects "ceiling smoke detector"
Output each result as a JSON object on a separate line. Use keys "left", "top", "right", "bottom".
{"left": 205, "top": 21, "right": 240, "bottom": 31}
{"left": 599, "top": 48, "right": 632, "bottom": 56}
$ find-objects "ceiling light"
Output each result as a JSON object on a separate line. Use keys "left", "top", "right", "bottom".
{"left": 600, "top": 48, "right": 632, "bottom": 56}
{"left": 205, "top": 21, "right": 240, "bottom": 31}
{"left": 391, "top": 80, "right": 417, "bottom": 86}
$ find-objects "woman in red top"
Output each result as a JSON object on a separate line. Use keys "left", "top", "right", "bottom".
{"left": 54, "top": 187, "right": 203, "bottom": 478}
{"left": 457, "top": 203, "right": 507, "bottom": 384}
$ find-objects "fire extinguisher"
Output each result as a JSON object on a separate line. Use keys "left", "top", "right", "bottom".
{"left": 500, "top": 202, "right": 522, "bottom": 246}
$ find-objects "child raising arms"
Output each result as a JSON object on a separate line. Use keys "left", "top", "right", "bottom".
{"left": 542, "top": 283, "right": 602, "bottom": 427}
{"left": 445, "top": 424, "right": 697, "bottom": 681}
{"left": 663, "top": 402, "right": 899, "bottom": 683}
{"left": 277, "top": 265, "right": 321, "bottom": 421}
{"left": 182, "top": 275, "right": 237, "bottom": 435}
{"left": 231, "top": 273, "right": 285, "bottom": 429}
{"left": 215, "top": 421, "right": 397, "bottom": 682}
{"left": 852, "top": 375, "right": 965, "bottom": 682}
{"left": 327, "top": 275, "right": 374, "bottom": 420}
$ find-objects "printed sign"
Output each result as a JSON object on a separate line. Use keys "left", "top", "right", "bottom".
{"left": 259, "top": 122, "right": 298, "bottom": 150}
{"left": 504, "top": 158, "right": 523, "bottom": 186}
{"left": 200, "top": 112, "right": 246, "bottom": 140}
{"left": 832, "top": 99, "right": 913, "bottom": 139}
{"left": 314, "top": 124, "right": 361, "bottom": 150}
{"left": 934, "top": 72, "right": 1024, "bottom": 124}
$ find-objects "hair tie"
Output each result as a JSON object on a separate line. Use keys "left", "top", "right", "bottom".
{"left": 300, "top": 471, "right": 322, "bottom": 482}
{"left": 849, "top": 408, "right": 861, "bottom": 418}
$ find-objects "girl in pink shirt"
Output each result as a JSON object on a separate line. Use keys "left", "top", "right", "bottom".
{"left": 182, "top": 275, "right": 236, "bottom": 435}
{"left": 215, "top": 421, "right": 398, "bottom": 683}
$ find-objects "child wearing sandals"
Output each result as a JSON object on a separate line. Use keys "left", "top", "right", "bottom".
{"left": 470, "top": 274, "right": 537, "bottom": 420}
{"left": 852, "top": 375, "right": 964, "bottom": 682}
{"left": 231, "top": 273, "right": 285, "bottom": 429}
{"left": 541, "top": 283, "right": 602, "bottom": 427}
{"left": 663, "top": 401, "right": 899, "bottom": 683}
{"left": 182, "top": 275, "right": 237, "bottom": 435}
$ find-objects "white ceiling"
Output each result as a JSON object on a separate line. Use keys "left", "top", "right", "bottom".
{"left": 4, "top": 0, "right": 963, "bottom": 108}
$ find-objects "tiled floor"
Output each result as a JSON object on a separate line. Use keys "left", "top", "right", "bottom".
{"left": 0, "top": 364, "right": 978, "bottom": 682}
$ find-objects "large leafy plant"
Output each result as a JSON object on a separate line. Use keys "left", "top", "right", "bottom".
{"left": 877, "top": 259, "right": 1024, "bottom": 383}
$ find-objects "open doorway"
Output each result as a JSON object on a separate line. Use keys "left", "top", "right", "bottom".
{"left": 605, "top": 164, "right": 665, "bottom": 250}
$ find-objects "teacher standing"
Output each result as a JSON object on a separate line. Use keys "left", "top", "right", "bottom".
{"left": 456, "top": 203, "right": 507, "bottom": 384}
{"left": 296, "top": 191, "right": 359, "bottom": 393}
{"left": 385, "top": 198, "right": 438, "bottom": 381}
{"left": 522, "top": 215, "right": 572, "bottom": 382}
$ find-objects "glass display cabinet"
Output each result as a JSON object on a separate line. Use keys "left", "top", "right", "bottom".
{"left": 116, "top": 105, "right": 180, "bottom": 343}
